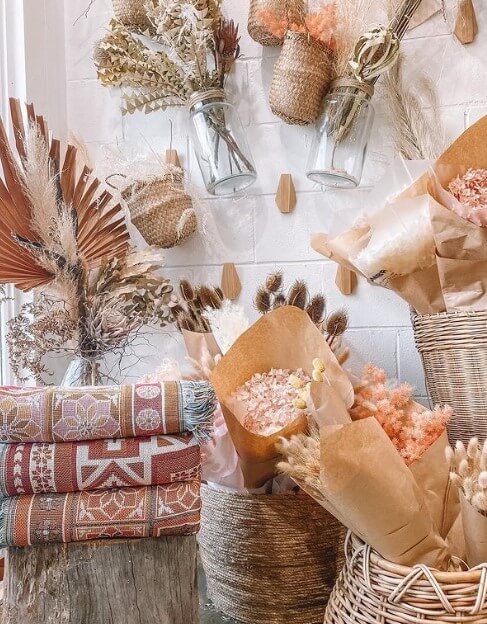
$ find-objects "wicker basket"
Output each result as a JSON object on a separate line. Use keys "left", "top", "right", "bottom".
{"left": 199, "top": 484, "right": 345, "bottom": 624}
{"left": 112, "top": 0, "right": 152, "bottom": 30}
{"left": 412, "top": 310, "right": 487, "bottom": 444}
{"left": 123, "top": 172, "right": 196, "bottom": 248}
{"left": 248, "top": 0, "right": 305, "bottom": 46}
{"left": 326, "top": 532, "right": 487, "bottom": 623}
{"left": 269, "top": 32, "right": 332, "bottom": 125}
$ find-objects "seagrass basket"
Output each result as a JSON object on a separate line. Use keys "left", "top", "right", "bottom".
{"left": 112, "top": 0, "right": 152, "bottom": 31}
{"left": 412, "top": 310, "right": 487, "bottom": 444}
{"left": 269, "top": 32, "right": 332, "bottom": 125}
{"left": 199, "top": 484, "right": 345, "bottom": 624}
{"left": 123, "top": 172, "right": 197, "bottom": 248}
{"left": 326, "top": 532, "right": 487, "bottom": 623}
{"left": 248, "top": 0, "right": 305, "bottom": 46}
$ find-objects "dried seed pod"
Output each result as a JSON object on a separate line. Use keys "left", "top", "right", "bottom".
{"left": 198, "top": 286, "right": 223, "bottom": 310}
{"left": 273, "top": 293, "right": 286, "bottom": 308}
{"left": 326, "top": 309, "right": 349, "bottom": 339}
{"left": 177, "top": 312, "right": 196, "bottom": 332}
{"left": 180, "top": 279, "right": 195, "bottom": 302}
{"left": 306, "top": 294, "right": 326, "bottom": 325}
{"left": 255, "top": 287, "right": 272, "bottom": 314}
{"left": 265, "top": 271, "right": 283, "bottom": 293}
{"left": 287, "top": 279, "right": 308, "bottom": 310}
{"left": 214, "top": 287, "right": 225, "bottom": 301}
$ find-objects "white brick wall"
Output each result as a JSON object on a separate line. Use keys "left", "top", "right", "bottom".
{"left": 60, "top": 0, "right": 487, "bottom": 399}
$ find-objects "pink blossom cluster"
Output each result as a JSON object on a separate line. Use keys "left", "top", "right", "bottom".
{"left": 351, "top": 364, "right": 452, "bottom": 465}
{"left": 448, "top": 168, "right": 487, "bottom": 227}
{"left": 234, "top": 368, "right": 310, "bottom": 436}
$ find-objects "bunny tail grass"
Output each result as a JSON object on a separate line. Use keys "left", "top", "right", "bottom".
{"left": 180, "top": 381, "right": 217, "bottom": 443}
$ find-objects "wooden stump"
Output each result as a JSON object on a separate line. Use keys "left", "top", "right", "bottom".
{"left": 3, "top": 537, "right": 198, "bottom": 624}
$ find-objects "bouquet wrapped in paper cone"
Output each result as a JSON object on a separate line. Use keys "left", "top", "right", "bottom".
{"left": 211, "top": 306, "right": 354, "bottom": 487}
{"left": 312, "top": 115, "right": 487, "bottom": 314}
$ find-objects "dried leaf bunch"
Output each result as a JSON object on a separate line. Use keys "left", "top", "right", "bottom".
{"left": 254, "top": 272, "right": 348, "bottom": 346}
{"left": 447, "top": 438, "right": 487, "bottom": 514}
{"left": 258, "top": 2, "right": 337, "bottom": 46}
{"left": 95, "top": 0, "right": 241, "bottom": 114}
{"left": 173, "top": 278, "right": 224, "bottom": 332}
{"left": 0, "top": 99, "right": 175, "bottom": 382}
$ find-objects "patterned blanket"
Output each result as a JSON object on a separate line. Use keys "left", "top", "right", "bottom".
{"left": 0, "top": 434, "right": 200, "bottom": 496}
{"left": 0, "top": 482, "right": 201, "bottom": 547}
{"left": 0, "top": 381, "right": 215, "bottom": 444}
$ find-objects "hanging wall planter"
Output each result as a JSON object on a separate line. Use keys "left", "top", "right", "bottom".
{"left": 247, "top": 0, "right": 305, "bottom": 47}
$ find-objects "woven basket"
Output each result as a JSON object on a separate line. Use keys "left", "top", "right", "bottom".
{"left": 412, "top": 310, "right": 487, "bottom": 444}
{"left": 123, "top": 172, "right": 196, "bottom": 248}
{"left": 269, "top": 32, "right": 332, "bottom": 125}
{"left": 326, "top": 532, "right": 487, "bottom": 623}
{"left": 199, "top": 484, "right": 345, "bottom": 624}
{"left": 248, "top": 0, "right": 304, "bottom": 46}
{"left": 112, "top": 0, "right": 152, "bottom": 30}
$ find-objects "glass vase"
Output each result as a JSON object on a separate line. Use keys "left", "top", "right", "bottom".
{"left": 306, "top": 78, "right": 375, "bottom": 189}
{"left": 189, "top": 89, "right": 257, "bottom": 196}
{"left": 62, "top": 355, "right": 104, "bottom": 387}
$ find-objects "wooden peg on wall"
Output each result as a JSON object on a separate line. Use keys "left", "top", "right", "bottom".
{"left": 335, "top": 266, "right": 357, "bottom": 296}
{"left": 165, "top": 149, "right": 181, "bottom": 167}
{"left": 221, "top": 263, "right": 242, "bottom": 300}
{"left": 454, "top": 0, "right": 478, "bottom": 44}
{"left": 275, "top": 174, "right": 296, "bottom": 213}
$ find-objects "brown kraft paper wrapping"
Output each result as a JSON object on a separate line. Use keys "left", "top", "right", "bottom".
{"left": 320, "top": 418, "right": 451, "bottom": 568}
{"left": 211, "top": 306, "right": 354, "bottom": 488}
{"left": 460, "top": 491, "right": 487, "bottom": 567}
{"left": 409, "top": 430, "right": 459, "bottom": 539}
{"left": 181, "top": 329, "right": 222, "bottom": 364}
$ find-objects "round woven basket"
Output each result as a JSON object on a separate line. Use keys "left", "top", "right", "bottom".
{"left": 199, "top": 484, "right": 345, "bottom": 624}
{"left": 112, "top": 0, "right": 152, "bottom": 30}
{"left": 269, "top": 32, "right": 332, "bottom": 125}
{"left": 248, "top": 0, "right": 305, "bottom": 47}
{"left": 412, "top": 310, "right": 487, "bottom": 444}
{"left": 326, "top": 532, "right": 487, "bottom": 623}
{"left": 123, "top": 172, "right": 196, "bottom": 248}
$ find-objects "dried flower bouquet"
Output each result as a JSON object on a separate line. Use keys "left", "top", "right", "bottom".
{"left": 0, "top": 99, "right": 176, "bottom": 384}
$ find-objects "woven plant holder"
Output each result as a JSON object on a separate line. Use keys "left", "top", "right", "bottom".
{"left": 412, "top": 310, "right": 487, "bottom": 445}
{"left": 123, "top": 171, "right": 197, "bottom": 248}
{"left": 269, "top": 31, "right": 332, "bottom": 125}
{"left": 112, "top": 0, "right": 152, "bottom": 31}
{"left": 199, "top": 484, "right": 345, "bottom": 624}
{"left": 248, "top": 0, "right": 305, "bottom": 47}
{"left": 326, "top": 532, "right": 487, "bottom": 623}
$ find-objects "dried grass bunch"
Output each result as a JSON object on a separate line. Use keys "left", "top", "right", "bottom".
{"left": 173, "top": 279, "right": 224, "bottom": 332}
{"left": 447, "top": 438, "right": 487, "bottom": 513}
{"left": 254, "top": 272, "right": 349, "bottom": 355}
{"left": 95, "top": 0, "right": 240, "bottom": 114}
{"left": 0, "top": 99, "right": 176, "bottom": 383}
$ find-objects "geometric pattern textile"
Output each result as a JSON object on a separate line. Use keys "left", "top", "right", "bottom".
{"left": 0, "top": 482, "right": 201, "bottom": 547}
{"left": 0, "top": 381, "right": 214, "bottom": 443}
{"left": 0, "top": 434, "right": 200, "bottom": 496}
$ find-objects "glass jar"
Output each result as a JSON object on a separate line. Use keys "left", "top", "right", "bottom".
{"left": 189, "top": 89, "right": 257, "bottom": 196}
{"left": 306, "top": 78, "right": 375, "bottom": 189}
{"left": 62, "top": 355, "right": 104, "bottom": 387}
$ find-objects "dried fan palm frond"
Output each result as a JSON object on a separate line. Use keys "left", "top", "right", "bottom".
{"left": 287, "top": 279, "right": 308, "bottom": 310}
{"left": 0, "top": 98, "right": 130, "bottom": 292}
{"left": 382, "top": 56, "right": 445, "bottom": 160}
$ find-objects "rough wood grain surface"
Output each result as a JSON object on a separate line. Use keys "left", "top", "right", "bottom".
{"left": 3, "top": 537, "right": 198, "bottom": 624}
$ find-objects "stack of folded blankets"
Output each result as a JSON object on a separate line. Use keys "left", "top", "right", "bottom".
{"left": 0, "top": 380, "right": 215, "bottom": 547}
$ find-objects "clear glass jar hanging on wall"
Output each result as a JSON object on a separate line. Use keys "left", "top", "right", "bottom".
{"left": 188, "top": 90, "right": 257, "bottom": 196}
{"left": 306, "top": 78, "right": 375, "bottom": 189}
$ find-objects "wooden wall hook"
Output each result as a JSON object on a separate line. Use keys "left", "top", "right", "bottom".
{"left": 221, "top": 263, "right": 242, "bottom": 300}
{"left": 275, "top": 174, "right": 296, "bottom": 213}
{"left": 335, "top": 266, "right": 357, "bottom": 296}
{"left": 166, "top": 148, "right": 181, "bottom": 167}
{"left": 454, "top": 0, "right": 478, "bottom": 44}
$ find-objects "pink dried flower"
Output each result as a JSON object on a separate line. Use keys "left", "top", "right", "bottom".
{"left": 233, "top": 368, "right": 310, "bottom": 436}
{"left": 351, "top": 364, "right": 451, "bottom": 465}
{"left": 448, "top": 168, "right": 487, "bottom": 227}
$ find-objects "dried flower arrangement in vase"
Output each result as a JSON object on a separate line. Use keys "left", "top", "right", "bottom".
{"left": 95, "top": 2, "right": 256, "bottom": 196}
{"left": 103, "top": 145, "right": 198, "bottom": 248}
{"left": 0, "top": 99, "right": 176, "bottom": 385}
{"left": 247, "top": 0, "right": 305, "bottom": 46}
{"left": 263, "top": 2, "right": 337, "bottom": 125}
{"left": 306, "top": 0, "right": 423, "bottom": 188}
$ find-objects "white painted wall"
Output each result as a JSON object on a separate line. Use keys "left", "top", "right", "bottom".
{"left": 29, "top": 1, "right": 487, "bottom": 396}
